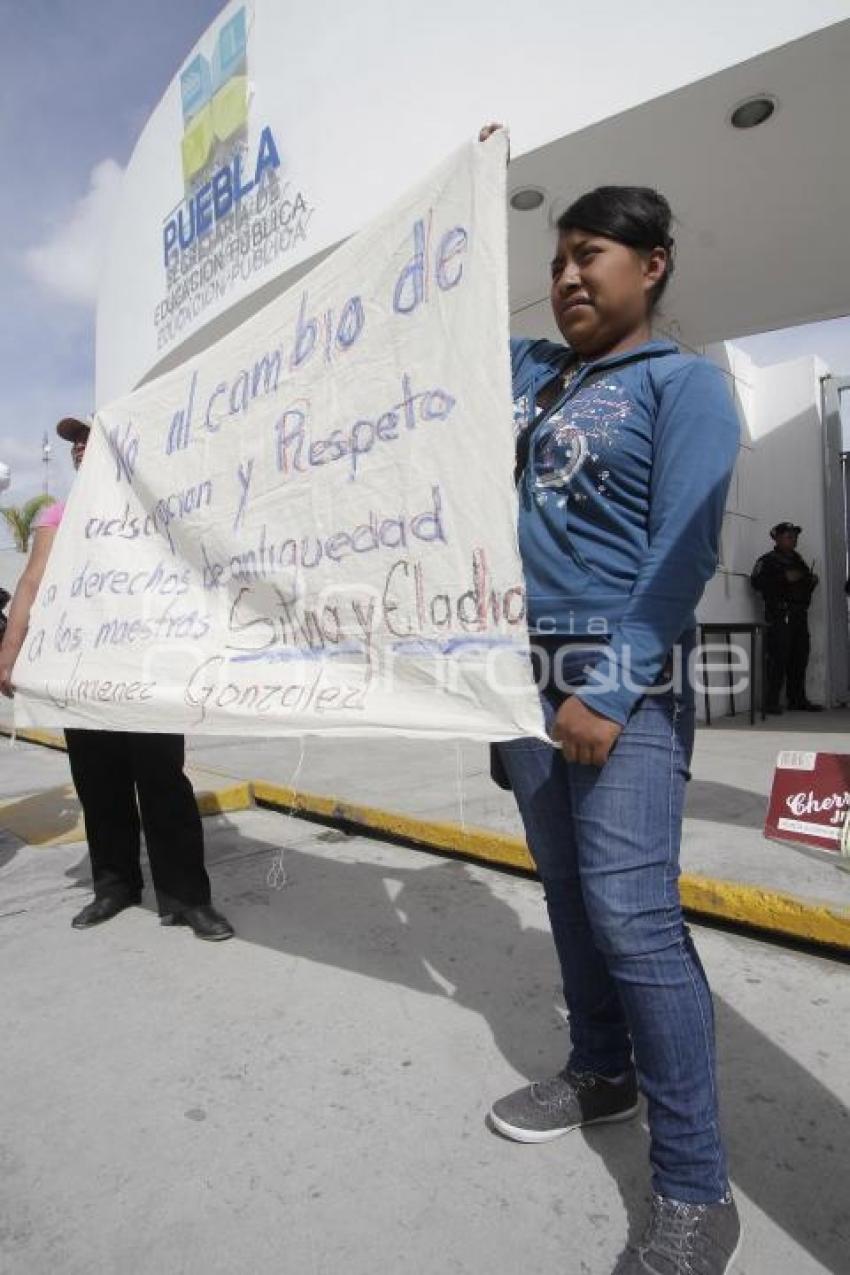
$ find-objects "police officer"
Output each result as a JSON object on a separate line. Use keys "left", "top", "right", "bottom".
{"left": 751, "top": 521, "right": 822, "bottom": 713}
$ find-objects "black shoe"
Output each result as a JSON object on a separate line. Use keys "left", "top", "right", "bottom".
{"left": 788, "top": 699, "right": 823, "bottom": 712}
{"left": 161, "top": 904, "right": 234, "bottom": 941}
{"left": 71, "top": 894, "right": 140, "bottom": 929}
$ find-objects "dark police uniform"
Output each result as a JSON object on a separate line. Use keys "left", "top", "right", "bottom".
{"left": 751, "top": 523, "right": 819, "bottom": 711}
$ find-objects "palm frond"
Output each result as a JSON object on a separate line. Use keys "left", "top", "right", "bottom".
{"left": 0, "top": 494, "right": 56, "bottom": 552}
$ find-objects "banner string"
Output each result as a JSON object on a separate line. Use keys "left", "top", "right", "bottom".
{"left": 266, "top": 735, "right": 307, "bottom": 890}
{"left": 454, "top": 741, "right": 467, "bottom": 835}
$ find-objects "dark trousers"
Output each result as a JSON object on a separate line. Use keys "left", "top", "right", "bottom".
{"left": 64, "top": 729, "right": 211, "bottom": 915}
{"left": 765, "top": 609, "right": 811, "bottom": 707}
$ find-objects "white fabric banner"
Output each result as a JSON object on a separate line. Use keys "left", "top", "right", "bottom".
{"left": 15, "top": 137, "right": 545, "bottom": 742}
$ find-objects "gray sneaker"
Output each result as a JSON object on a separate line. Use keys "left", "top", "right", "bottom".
{"left": 490, "top": 1066, "right": 639, "bottom": 1144}
{"left": 614, "top": 1193, "right": 742, "bottom": 1274}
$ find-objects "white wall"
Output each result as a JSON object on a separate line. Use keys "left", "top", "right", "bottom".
{"left": 698, "top": 343, "right": 759, "bottom": 631}
{"left": 96, "top": 0, "right": 850, "bottom": 403}
{"left": 701, "top": 344, "right": 834, "bottom": 708}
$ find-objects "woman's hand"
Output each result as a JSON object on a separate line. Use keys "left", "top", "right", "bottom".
{"left": 552, "top": 696, "right": 622, "bottom": 767}
{"left": 0, "top": 650, "right": 16, "bottom": 698}
{"left": 0, "top": 525, "right": 56, "bottom": 699}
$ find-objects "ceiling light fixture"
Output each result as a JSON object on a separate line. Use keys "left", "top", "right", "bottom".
{"left": 729, "top": 95, "right": 776, "bottom": 130}
{"left": 510, "top": 187, "right": 545, "bottom": 212}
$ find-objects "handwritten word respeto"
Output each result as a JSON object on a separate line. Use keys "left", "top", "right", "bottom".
{"left": 16, "top": 136, "right": 545, "bottom": 743}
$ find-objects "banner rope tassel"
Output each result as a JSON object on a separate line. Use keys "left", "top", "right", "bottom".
{"left": 266, "top": 736, "right": 306, "bottom": 889}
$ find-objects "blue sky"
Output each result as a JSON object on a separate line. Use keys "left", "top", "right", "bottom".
{"left": 0, "top": 0, "right": 222, "bottom": 518}
{"left": 1, "top": 0, "right": 848, "bottom": 536}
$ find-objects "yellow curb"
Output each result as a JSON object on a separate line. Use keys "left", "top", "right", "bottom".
{"left": 0, "top": 784, "right": 86, "bottom": 846}
{"left": 4, "top": 728, "right": 849, "bottom": 951}
{"left": 0, "top": 727, "right": 255, "bottom": 833}
{"left": 0, "top": 724, "right": 66, "bottom": 751}
{"left": 252, "top": 780, "right": 850, "bottom": 952}
{"left": 252, "top": 778, "right": 536, "bottom": 871}
{"left": 194, "top": 782, "right": 255, "bottom": 817}
{"left": 678, "top": 874, "right": 850, "bottom": 951}
{"left": 0, "top": 779, "right": 254, "bottom": 847}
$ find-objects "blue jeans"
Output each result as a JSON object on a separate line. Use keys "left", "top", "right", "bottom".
{"left": 497, "top": 636, "right": 729, "bottom": 1203}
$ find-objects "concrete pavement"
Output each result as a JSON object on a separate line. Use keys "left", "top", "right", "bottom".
{"left": 4, "top": 704, "right": 850, "bottom": 947}
{"left": 183, "top": 709, "right": 850, "bottom": 888}
{"left": 182, "top": 710, "right": 850, "bottom": 947}
{"left": 1, "top": 785, "right": 849, "bottom": 1274}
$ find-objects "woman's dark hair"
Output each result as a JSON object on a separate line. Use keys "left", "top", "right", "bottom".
{"left": 556, "top": 186, "right": 676, "bottom": 308}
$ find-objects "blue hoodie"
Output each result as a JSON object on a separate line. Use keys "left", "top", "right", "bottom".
{"left": 511, "top": 337, "right": 740, "bottom": 725}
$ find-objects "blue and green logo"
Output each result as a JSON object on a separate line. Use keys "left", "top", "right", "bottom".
{"left": 180, "top": 6, "right": 248, "bottom": 185}
{"left": 164, "top": 6, "right": 281, "bottom": 267}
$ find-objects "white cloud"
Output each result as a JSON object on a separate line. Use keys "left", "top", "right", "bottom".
{"left": 23, "top": 159, "right": 124, "bottom": 306}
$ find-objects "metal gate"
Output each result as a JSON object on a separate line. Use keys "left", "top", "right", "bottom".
{"left": 820, "top": 374, "right": 850, "bottom": 705}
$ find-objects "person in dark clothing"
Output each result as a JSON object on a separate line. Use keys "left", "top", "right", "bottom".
{"left": 751, "top": 522, "right": 822, "bottom": 713}
{"left": 0, "top": 417, "right": 234, "bottom": 939}
{"left": 62, "top": 727, "right": 222, "bottom": 928}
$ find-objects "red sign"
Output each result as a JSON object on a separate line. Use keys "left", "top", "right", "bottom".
{"left": 765, "top": 752, "right": 850, "bottom": 854}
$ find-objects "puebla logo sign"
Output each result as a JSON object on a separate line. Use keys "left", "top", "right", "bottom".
{"left": 155, "top": 5, "right": 313, "bottom": 352}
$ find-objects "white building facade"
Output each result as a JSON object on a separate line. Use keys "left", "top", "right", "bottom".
{"left": 94, "top": 0, "right": 850, "bottom": 708}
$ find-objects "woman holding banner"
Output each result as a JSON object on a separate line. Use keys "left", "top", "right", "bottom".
{"left": 479, "top": 126, "right": 741, "bottom": 1274}
{"left": 0, "top": 416, "right": 233, "bottom": 941}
